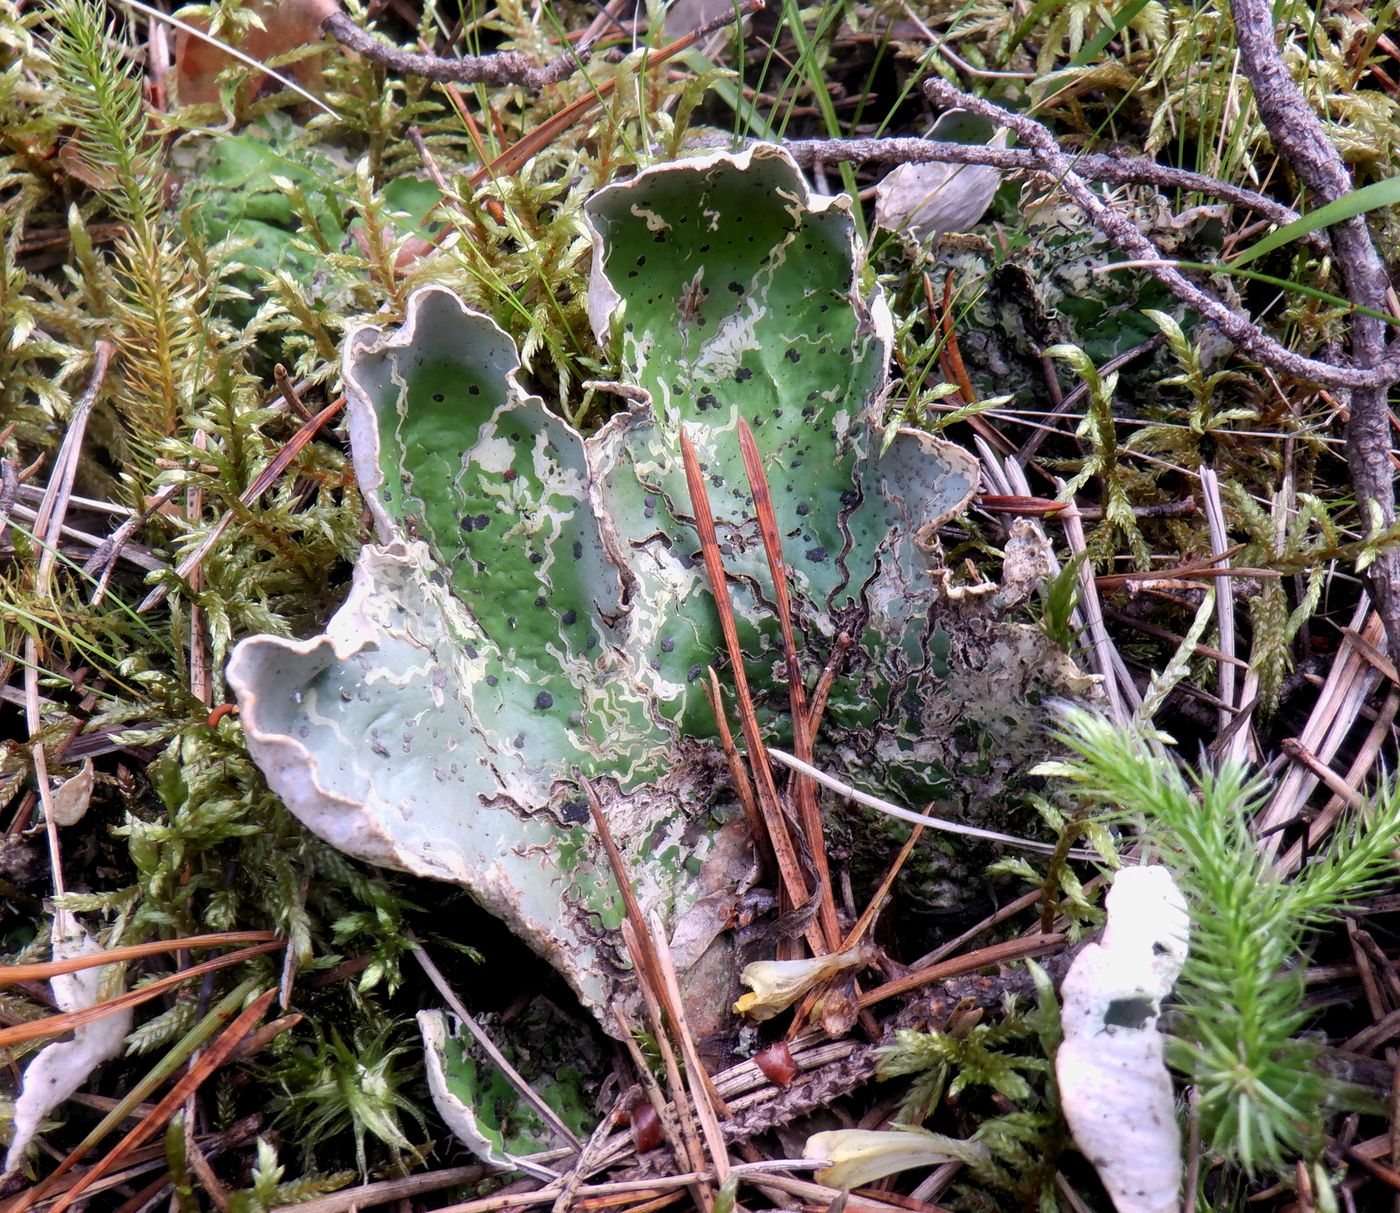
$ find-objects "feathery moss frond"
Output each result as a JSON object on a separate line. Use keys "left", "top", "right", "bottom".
{"left": 1051, "top": 708, "right": 1400, "bottom": 1174}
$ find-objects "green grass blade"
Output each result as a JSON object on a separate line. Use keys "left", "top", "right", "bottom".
{"left": 1070, "top": 0, "right": 1154, "bottom": 66}
{"left": 1230, "top": 176, "right": 1400, "bottom": 267}
{"left": 1107, "top": 259, "right": 1400, "bottom": 328}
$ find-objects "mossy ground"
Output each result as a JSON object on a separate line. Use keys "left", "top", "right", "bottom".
{"left": 3, "top": 0, "right": 1400, "bottom": 1208}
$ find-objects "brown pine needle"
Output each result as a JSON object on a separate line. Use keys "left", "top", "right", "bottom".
{"left": 857, "top": 936, "right": 1065, "bottom": 1009}
{"left": 649, "top": 927, "right": 732, "bottom": 1181}
{"left": 927, "top": 270, "right": 1013, "bottom": 455}
{"left": 0, "top": 930, "right": 279, "bottom": 985}
{"left": 46, "top": 989, "right": 278, "bottom": 1213}
{"left": 806, "top": 632, "right": 853, "bottom": 746}
{"left": 580, "top": 776, "right": 667, "bottom": 1002}
{"left": 581, "top": 778, "right": 713, "bottom": 1206}
{"left": 469, "top": 2, "right": 764, "bottom": 187}
{"left": 612, "top": 1002, "right": 692, "bottom": 1185}
{"left": 622, "top": 919, "right": 712, "bottom": 1209}
{"left": 678, "top": 427, "right": 820, "bottom": 955}
{"left": 736, "top": 418, "right": 840, "bottom": 954}
{"left": 0, "top": 940, "right": 284, "bottom": 1048}
{"left": 702, "top": 667, "right": 772, "bottom": 871}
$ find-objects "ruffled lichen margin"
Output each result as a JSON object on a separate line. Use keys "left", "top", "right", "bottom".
{"left": 227, "top": 146, "right": 985, "bottom": 1021}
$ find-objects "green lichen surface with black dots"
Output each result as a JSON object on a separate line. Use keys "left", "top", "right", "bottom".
{"left": 228, "top": 147, "right": 1080, "bottom": 1023}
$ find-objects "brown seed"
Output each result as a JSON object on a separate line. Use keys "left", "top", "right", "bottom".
{"left": 754, "top": 1040, "right": 797, "bottom": 1087}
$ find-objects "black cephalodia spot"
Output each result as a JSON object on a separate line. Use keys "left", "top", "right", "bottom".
{"left": 534, "top": 596, "right": 546, "bottom": 608}
{"left": 432, "top": 392, "right": 445, "bottom": 402}
{"left": 510, "top": 431, "right": 521, "bottom": 442}
{"left": 786, "top": 349, "right": 801, "bottom": 362}
{"left": 698, "top": 393, "right": 717, "bottom": 410}
{"left": 802, "top": 406, "right": 815, "bottom": 418}
{"left": 476, "top": 514, "right": 490, "bottom": 529}
{"left": 806, "top": 546, "right": 828, "bottom": 562}
{"left": 728, "top": 281, "right": 744, "bottom": 293}
{"left": 661, "top": 636, "right": 675, "bottom": 653}
{"left": 572, "top": 540, "right": 583, "bottom": 559}
{"left": 710, "top": 474, "right": 724, "bottom": 487}
{"left": 513, "top": 733, "right": 525, "bottom": 748}
{"left": 529, "top": 551, "right": 544, "bottom": 564}
{"left": 840, "top": 489, "right": 860, "bottom": 507}
{"left": 486, "top": 674, "right": 499, "bottom": 687}
{"left": 562, "top": 799, "right": 588, "bottom": 824}
{"left": 469, "top": 385, "right": 481, "bottom": 396}
{"left": 465, "top": 644, "right": 479, "bottom": 659}
{"left": 790, "top": 459, "right": 802, "bottom": 468}
{"left": 461, "top": 516, "right": 474, "bottom": 531}
{"left": 587, "top": 633, "right": 598, "bottom": 650}
{"left": 687, "top": 664, "right": 703, "bottom": 682}
{"left": 535, "top": 691, "right": 554, "bottom": 710}
{"left": 637, "top": 255, "right": 647, "bottom": 266}
{"left": 563, "top": 609, "right": 577, "bottom": 626}
{"left": 796, "top": 503, "right": 810, "bottom": 516}
{"left": 507, "top": 616, "right": 517, "bottom": 629}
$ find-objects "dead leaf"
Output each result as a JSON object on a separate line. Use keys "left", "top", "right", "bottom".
{"left": 49, "top": 760, "right": 94, "bottom": 827}
{"left": 174, "top": 0, "right": 331, "bottom": 108}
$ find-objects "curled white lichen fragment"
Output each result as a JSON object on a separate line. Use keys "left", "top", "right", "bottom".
{"left": 873, "top": 111, "right": 1007, "bottom": 247}
{"left": 1056, "top": 864, "right": 1189, "bottom": 1213}
{"left": 732, "top": 945, "right": 867, "bottom": 1022}
{"left": 3, "top": 916, "right": 130, "bottom": 1180}
{"left": 804, "top": 1127, "right": 982, "bottom": 1190}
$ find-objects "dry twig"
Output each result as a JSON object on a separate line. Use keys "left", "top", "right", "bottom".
{"left": 780, "top": 137, "right": 1325, "bottom": 252}
{"left": 916, "top": 77, "right": 1400, "bottom": 393}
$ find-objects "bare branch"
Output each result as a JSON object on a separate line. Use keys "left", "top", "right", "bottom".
{"left": 321, "top": 10, "right": 581, "bottom": 89}
{"left": 918, "top": 77, "right": 1400, "bottom": 392}
{"left": 321, "top": 0, "right": 761, "bottom": 92}
{"left": 1228, "top": 0, "right": 1400, "bottom": 660}
{"left": 780, "top": 137, "right": 1326, "bottom": 252}
{"left": 916, "top": 50, "right": 1400, "bottom": 659}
